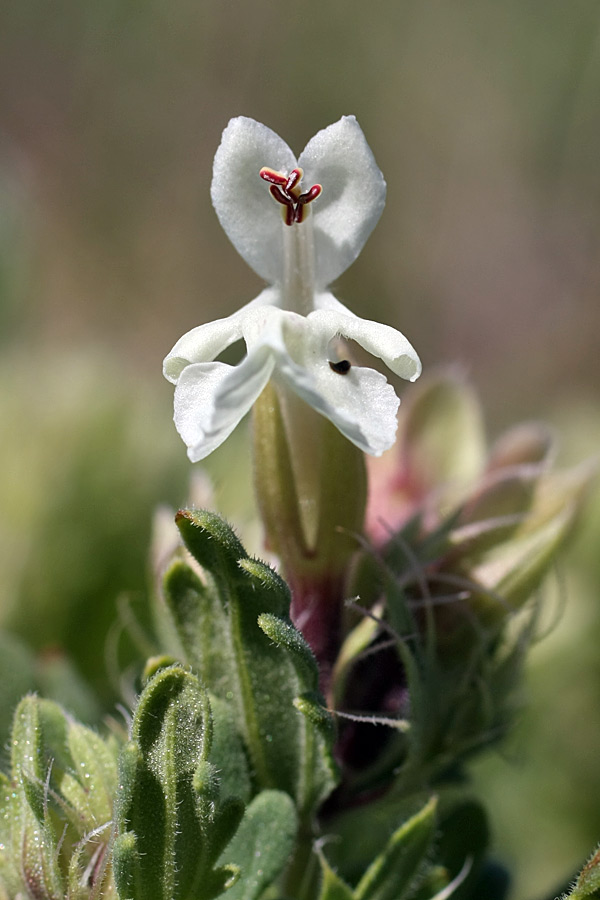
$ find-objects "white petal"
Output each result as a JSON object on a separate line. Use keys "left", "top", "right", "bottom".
{"left": 163, "top": 287, "right": 280, "bottom": 383}
{"left": 311, "top": 292, "right": 421, "bottom": 381}
{"left": 211, "top": 117, "right": 296, "bottom": 284}
{"left": 272, "top": 316, "right": 400, "bottom": 455}
{"left": 281, "top": 357, "right": 399, "bottom": 456}
{"left": 298, "top": 116, "right": 386, "bottom": 287}
{"left": 173, "top": 349, "right": 275, "bottom": 461}
{"left": 164, "top": 320, "right": 244, "bottom": 385}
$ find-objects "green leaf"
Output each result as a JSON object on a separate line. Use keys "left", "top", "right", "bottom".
{"left": 257, "top": 614, "right": 318, "bottom": 691}
{"left": 252, "top": 382, "right": 368, "bottom": 581}
{"left": 0, "top": 773, "right": 20, "bottom": 897}
{"left": 354, "top": 796, "right": 438, "bottom": 900}
{"left": 259, "top": 615, "right": 339, "bottom": 812}
{"left": 162, "top": 558, "right": 231, "bottom": 690}
{"left": 322, "top": 791, "right": 429, "bottom": 884}
{"left": 10, "top": 697, "right": 69, "bottom": 899}
{"left": 317, "top": 853, "right": 356, "bottom": 900}
{"left": 209, "top": 695, "right": 252, "bottom": 804}
{"left": 11, "top": 694, "right": 72, "bottom": 784}
{"left": 2, "top": 695, "right": 118, "bottom": 900}
{"left": 115, "top": 666, "right": 209, "bottom": 900}
{"left": 60, "top": 721, "right": 118, "bottom": 830}
{"left": 163, "top": 509, "right": 339, "bottom": 815}
{"left": 219, "top": 790, "right": 298, "bottom": 900}
{"left": 176, "top": 509, "right": 248, "bottom": 575}
{"left": 113, "top": 830, "right": 142, "bottom": 900}
{"left": 409, "top": 866, "right": 453, "bottom": 900}
{"left": 132, "top": 664, "right": 212, "bottom": 782}
{"left": 435, "top": 798, "right": 489, "bottom": 900}
{"left": 114, "top": 665, "right": 248, "bottom": 900}
{"left": 564, "top": 846, "right": 600, "bottom": 899}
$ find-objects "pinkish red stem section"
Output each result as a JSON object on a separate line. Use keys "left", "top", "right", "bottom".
{"left": 287, "top": 570, "right": 345, "bottom": 689}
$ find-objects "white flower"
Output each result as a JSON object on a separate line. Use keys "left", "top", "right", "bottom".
{"left": 164, "top": 116, "right": 421, "bottom": 461}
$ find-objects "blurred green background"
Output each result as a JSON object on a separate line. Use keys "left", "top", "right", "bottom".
{"left": 1, "top": 1, "right": 600, "bottom": 897}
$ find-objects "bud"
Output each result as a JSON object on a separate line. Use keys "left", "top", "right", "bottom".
{"left": 366, "top": 370, "right": 485, "bottom": 545}
{"left": 328, "top": 371, "right": 595, "bottom": 803}
{"left": 365, "top": 371, "right": 595, "bottom": 631}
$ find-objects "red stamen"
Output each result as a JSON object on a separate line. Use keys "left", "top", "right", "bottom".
{"left": 298, "top": 183, "right": 322, "bottom": 204}
{"left": 270, "top": 185, "right": 292, "bottom": 206}
{"left": 285, "top": 167, "right": 303, "bottom": 192}
{"left": 260, "top": 165, "right": 322, "bottom": 225}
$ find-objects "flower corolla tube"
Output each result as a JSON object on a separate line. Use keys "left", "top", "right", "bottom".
{"left": 164, "top": 116, "right": 421, "bottom": 461}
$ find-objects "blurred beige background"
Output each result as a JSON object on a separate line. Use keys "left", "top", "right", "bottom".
{"left": 1, "top": 2, "right": 600, "bottom": 898}
{"left": 2, "top": 0, "right": 599, "bottom": 415}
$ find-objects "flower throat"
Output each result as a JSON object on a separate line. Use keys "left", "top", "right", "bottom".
{"left": 260, "top": 165, "right": 322, "bottom": 317}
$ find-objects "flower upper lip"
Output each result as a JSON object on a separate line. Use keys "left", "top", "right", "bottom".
{"left": 210, "top": 115, "right": 388, "bottom": 289}
{"left": 164, "top": 116, "right": 421, "bottom": 462}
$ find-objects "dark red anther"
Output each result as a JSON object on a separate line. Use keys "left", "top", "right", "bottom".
{"left": 260, "top": 165, "right": 322, "bottom": 225}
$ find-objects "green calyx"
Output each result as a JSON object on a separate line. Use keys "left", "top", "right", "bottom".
{"left": 252, "top": 382, "right": 367, "bottom": 583}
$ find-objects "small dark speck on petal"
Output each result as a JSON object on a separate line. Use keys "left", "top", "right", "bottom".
{"left": 329, "top": 360, "right": 351, "bottom": 375}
